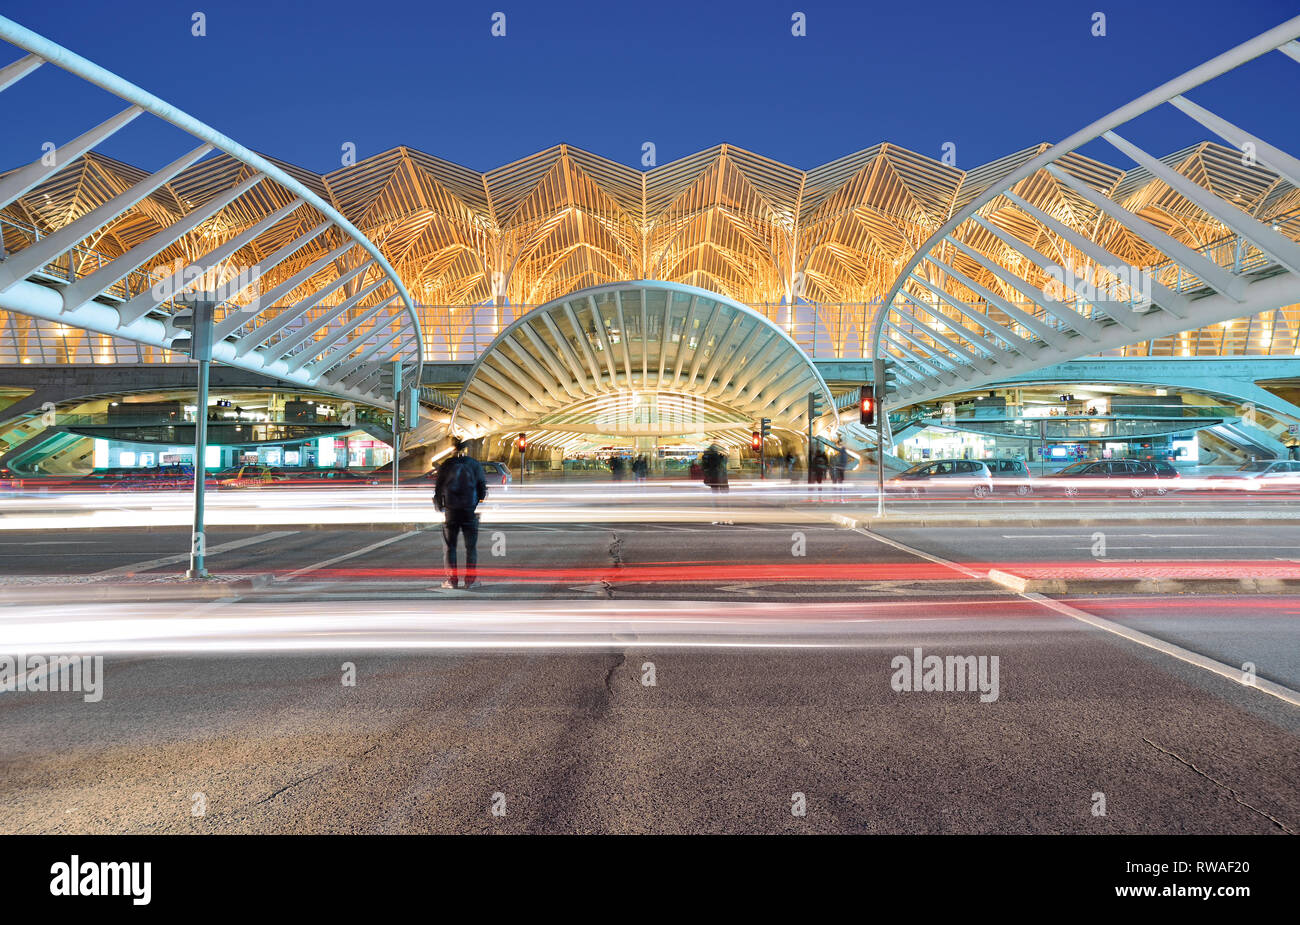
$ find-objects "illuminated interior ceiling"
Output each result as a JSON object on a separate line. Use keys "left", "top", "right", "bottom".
{"left": 449, "top": 281, "right": 836, "bottom": 437}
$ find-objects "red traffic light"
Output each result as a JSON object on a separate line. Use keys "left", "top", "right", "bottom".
{"left": 751, "top": 431, "right": 762, "bottom": 451}
{"left": 859, "top": 386, "right": 875, "bottom": 426}
{"left": 515, "top": 433, "right": 527, "bottom": 451}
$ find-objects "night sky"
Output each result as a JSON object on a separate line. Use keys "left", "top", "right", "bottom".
{"left": 0, "top": 0, "right": 1297, "bottom": 176}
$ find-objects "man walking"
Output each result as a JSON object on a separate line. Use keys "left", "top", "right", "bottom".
{"left": 433, "top": 437, "right": 488, "bottom": 590}
{"left": 811, "top": 447, "right": 829, "bottom": 494}
{"left": 701, "top": 443, "right": 731, "bottom": 524}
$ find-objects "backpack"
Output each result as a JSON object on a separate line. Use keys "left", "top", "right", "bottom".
{"left": 438, "top": 457, "right": 478, "bottom": 511}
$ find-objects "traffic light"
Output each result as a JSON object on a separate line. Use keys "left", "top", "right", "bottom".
{"left": 751, "top": 430, "right": 761, "bottom": 451}
{"left": 400, "top": 387, "right": 420, "bottom": 431}
{"left": 807, "top": 391, "right": 825, "bottom": 421}
{"left": 170, "top": 300, "right": 214, "bottom": 361}
{"left": 859, "top": 385, "right": 874, "bottom": 427}
{"left": 379, "top": 360, "right": 402, "bottom": 402}
{"left": 515, "top": 433, "right": 527, "bottom": 452}
{"left": 760, "top": 417, "right": 771, "bottom": 443}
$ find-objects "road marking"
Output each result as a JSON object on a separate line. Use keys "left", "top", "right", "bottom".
{"left": 850, "top": 527, "right": 987, "bottom": 580}
{"left": 1026, "top": 593, "right": 1300, "bottom": 708}
{"left": 94, "top": 531, "right": 298, "bottom": 577}
{"left": 275, "top": 530, "right": 423, "bottom": 581}
{"left": 856, "top": 524, "right": 1300, "bottom": 708}
{"left": 0, "top": 541, "right": 114, "bottom": 546}
{"left": 999, "top": 533, "right": 1216, "bottom": 539}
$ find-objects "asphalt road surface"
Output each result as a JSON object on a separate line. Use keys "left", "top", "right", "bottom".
{"left": 2, "top": 517, "right": 1298, "bottom": 834}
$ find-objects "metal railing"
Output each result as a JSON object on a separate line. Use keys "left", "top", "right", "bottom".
{"left": 910, "top": 409, "right": 1236, "bottom": 440}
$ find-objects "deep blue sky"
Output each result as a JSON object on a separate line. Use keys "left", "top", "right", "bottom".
{"left": 1, "top": 0, "right": 1298, "bottom": 176}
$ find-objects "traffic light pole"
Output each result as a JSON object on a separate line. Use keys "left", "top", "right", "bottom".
{"left": 806, "top": 394, "right": 814, "bottom": 485}
{"left": 388, "top": 361, "right": 401, "bottom": 509}
{"left": 874, "top": 357, "right": 886, "bottom": 518}
{"left": 391, "top": 413, "right": 400, "bottom": 508}
{"left": 185, "top": 299, "right": 215, "bottom": 580}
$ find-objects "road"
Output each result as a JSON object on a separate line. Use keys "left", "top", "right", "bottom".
{"left": 1, "top": 503, "right": 1298, "bottom": 834}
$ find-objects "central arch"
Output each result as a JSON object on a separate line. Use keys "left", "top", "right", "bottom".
{"left": 449, "top": 281, "right": 836, "bottom": 442}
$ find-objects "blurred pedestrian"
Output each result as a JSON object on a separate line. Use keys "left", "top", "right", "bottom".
{"left": 812, "top": 448, "right": 829, "bottom": 493}
{"left": 701, "top": 443, "right": 731, "bottom": 524}
{"left": 611, "top": 455, "right": 626, "bottom": 481}
{"left": 433, "top": 437, "right": 488, "bottom": 590}
{"left": 831, "top": 439, "right": 847, "bottom": 484}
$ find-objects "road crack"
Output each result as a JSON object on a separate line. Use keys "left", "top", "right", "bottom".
{"left": 604, "top": 653, "right": 626, "bottom": 693}
{"left": 602, "top": 531, "right": 623, "bottom": 598}
{"left": 1143, "top": 737, "right": 1295, "bottom": 833}
{"left": 251, "top": 743, "right": 381, "bottom": 808}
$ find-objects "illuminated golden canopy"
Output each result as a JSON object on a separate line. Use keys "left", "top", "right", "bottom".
{"left": 3, "top": 140, "right": 1298, "bottom": 365}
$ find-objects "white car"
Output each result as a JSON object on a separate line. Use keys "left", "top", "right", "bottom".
{"left": 1208, "top": 459, "right": 1300, "bottom": 490}
{"left": 888, "top": 459, "right": 994, "bottom": 498}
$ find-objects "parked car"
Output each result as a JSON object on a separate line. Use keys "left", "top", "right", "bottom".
{"left": 216, "top": 465, "right": 286, "bottom": 489}
{"left": 1207, "top": 459, "right": 1300, "bottom": 490}
{"left": 109, "top": 466, "right": 217, "bottom": 491}
{"left": 1140, "top": 458, "right": 1182, "bottom": 481}
{"left": 888, "top": 459, "right": 994, "bottom": 498}
{"left": 482, "top": 460, "right": 513, "bottom": 489}
{"left": 287, "top": 468, "right": 381, "bottom": 486}
{"left": 987, "top": 457, "right": 1033, "bottom": 496}
{"left": 1043, "top": 458, "right": 1171, "bottom": 497}
{"left": 401, "top": 465, "right": 441, "bottom": 485}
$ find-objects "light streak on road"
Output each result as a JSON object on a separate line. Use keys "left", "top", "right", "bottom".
{"left": 0, "top": 598, "right": 1061, "bottom": 656}
{"left": 2, "top": 480, "right": 1299, "bottom": 532}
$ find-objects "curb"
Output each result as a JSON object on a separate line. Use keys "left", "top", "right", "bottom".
{"left": 832, "top": 516, "right": 1300, "bottom": 528}
{"left": 986, "top": 569, "right": 1300, "bottom": 595}
{"left": 987, "top": 569, "right": 1069, "bottom": 594}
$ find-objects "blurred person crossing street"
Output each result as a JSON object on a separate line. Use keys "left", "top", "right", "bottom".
{"left": 701, "top": 444, "right": 731, "bottom": 525}
{"left": 433, "top": 437, "right": 488, "bottom": 590}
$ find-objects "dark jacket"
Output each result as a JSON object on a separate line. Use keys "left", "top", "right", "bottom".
{"left": 812, "top": 451, "right": 830, "bottom": 482}
{"left": 701, "top": 449, "right": 728, "bottom": 486}
{"left": 434, "top": 454, "right": 488, "bottom": 512}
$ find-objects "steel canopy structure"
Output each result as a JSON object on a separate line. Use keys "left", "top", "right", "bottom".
{"left": 869, "top": 15, "right": 1300, "bottom": 408}
{"left": 2, "top": 13, "right": 1300, "bottom": 441}
{"left": 0, "top": 15, "right": 423, "bottom": 406}
{"left": 449, "top": 281, "right": 836, "bottom": 441}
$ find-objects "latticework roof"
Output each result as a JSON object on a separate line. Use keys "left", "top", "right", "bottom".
{"left": 4, "top": 138, "right": 1295, "bottom": 319}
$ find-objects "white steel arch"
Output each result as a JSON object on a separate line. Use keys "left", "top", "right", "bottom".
{"left": 870, "top": 15, "right": 1300, "bottom": 408}
{"left": 450, "top": 281, "right": 837, "bottom": 437}
{"left": 0, "top": 15, "right": 422, "bottom": 405}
